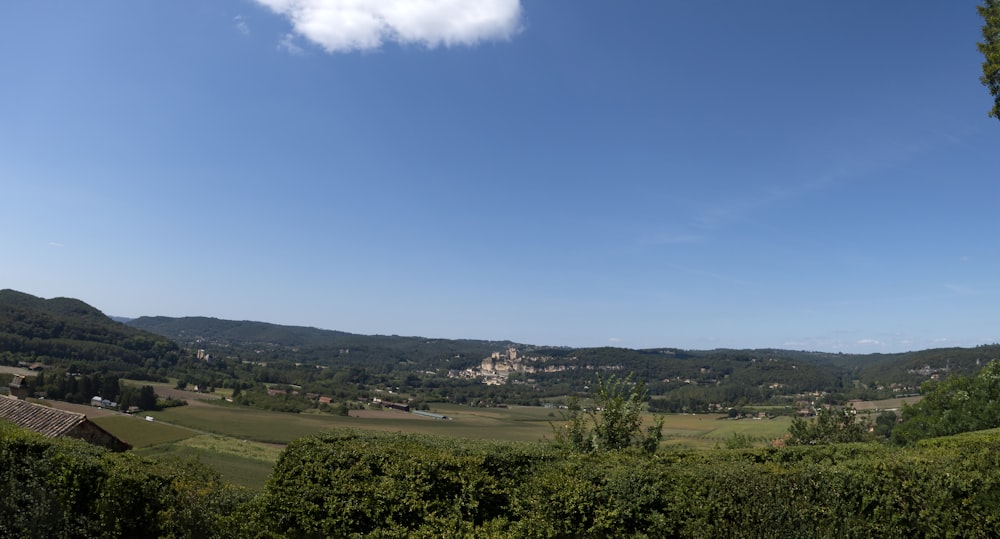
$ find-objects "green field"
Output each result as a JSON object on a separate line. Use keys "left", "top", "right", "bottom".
{"left": 90, "top": 415, "right": 197, "bottom": 448}
{"left": 95, "top": 400, "right": 796, "bottom": 488}
{"left": 134, "top": 435, "right": 282, "bottom": 489}
{"left": 149, "top": 401, "right": 792, "bottom": 448}
{"left": 146, "top": 404, "right": 356, "bottom": 444}
{"left": 656, "top": 414, "right": 794, "bottom": 449}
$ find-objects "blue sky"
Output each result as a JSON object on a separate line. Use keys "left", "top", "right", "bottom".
{"left": 1, "top": 1, "right": 997, "bottom": 353}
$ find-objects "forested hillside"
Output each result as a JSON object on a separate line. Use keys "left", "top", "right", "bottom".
{"left": 129, "top": 315, "right": 515, "bottom": 371}
{"left": 0, "top": 290, "right": 179, "bottom": 373}
{"left": 4, "top": 290, "right": 1000, "bottom": 414}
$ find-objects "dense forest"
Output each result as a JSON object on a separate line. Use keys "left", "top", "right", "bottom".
{"left": 0, "top": 290, "right": 180, "bottom": 376}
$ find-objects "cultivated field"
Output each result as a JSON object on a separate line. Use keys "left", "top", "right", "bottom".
{"left": 78, "top": 384, "right": 881, "bottom": 488}
{"left": 852, "top": 395, "right": 922, "bottom": 412}
{"left": 88, "top": 398, "right": 797, "bottom": 488}
{"left": 0, "top": 365, "right": 37, "bottom": 377}
{"left": 90, "top": 414, "right": 197, "bottom": 448}
{"left": 135, "top": 434, "right": 283, "bottom": 489}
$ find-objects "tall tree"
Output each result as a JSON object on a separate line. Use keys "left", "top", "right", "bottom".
{"left": 553, "top": 374, "right": 663, "bottom": 453}
{"left": 980, "top": 0, "right": 1000, "bottom": 119}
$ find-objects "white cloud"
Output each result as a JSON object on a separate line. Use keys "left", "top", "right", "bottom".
{"left": 48, "top": 241, "right": 64, "bottom": 248}
{"left": 234, "top": 15, "right": 251, "bottom": 36}
{"left": 254, "top": 0, "right": 522, "bottom": 53}
{"left": 856, "top": 338, "right": 883, "bottom": 346}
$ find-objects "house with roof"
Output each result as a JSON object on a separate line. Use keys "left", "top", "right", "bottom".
{"left": 0, "top": 396, "right": 130, "bottom": 452}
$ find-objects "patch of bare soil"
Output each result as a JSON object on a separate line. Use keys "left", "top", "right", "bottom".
{"left": 0, "top": 365, "right": 37, "bottom": 377}
{"left": 153, "top": 387, "right": 224, "bottom": 406}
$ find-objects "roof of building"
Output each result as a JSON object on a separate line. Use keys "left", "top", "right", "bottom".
{"left": 0, "top": 395, "right": 88, "bottom": 437}
{"left": 9, "top": 375, "right": 26, "bottom": 388}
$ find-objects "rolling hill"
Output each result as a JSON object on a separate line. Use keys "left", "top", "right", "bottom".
{"left": 0, "top": 289, "right": 180, "bottom": 371}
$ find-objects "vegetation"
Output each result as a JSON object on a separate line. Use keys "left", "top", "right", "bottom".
{"left": 10, "top": 416, "right": 1000, "bottom": 538}
{"left": 0, "top": 289, "right": 180, "bottom": 375}
{"left": 258, "top": 428, "right": 1000, "bottom": 537}
{"left": 892, "top": 359, "right": 1000, "bottom": 445}
{"left": 553, "top": 374, "right": 662, "bottom": 453}
{"left": 10, "top": 288, "right": 1000, "bottom": 536}
{"left": 0, "top": 420, "right": 254, "bottom": 539}
{"left": 8, "top": 290, "right": 1000, "bottom": 422}
{"left": 787, "top": 406, "right": 871, "bottom": 445}
{"left": 981, "top": 0, "right": 1000, "bottom": 119}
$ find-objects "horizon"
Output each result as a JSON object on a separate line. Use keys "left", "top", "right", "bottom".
{"left": 3, "top": 1, "right": 998, "bottom": 355}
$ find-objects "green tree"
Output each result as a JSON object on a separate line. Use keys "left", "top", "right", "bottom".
{"left": 980, "top": 0, "right": 1000, "bottom": 119}
{"left": 787, "top": 406, "right": 871, "bottom": 445}
{"left": 137, "top": 385, "right": 157, "bottom": 411}
{"left": 553, "top": 374, "right": 663, "bottom": 453}
{"left": 873, "top": 410, "right": 898, "bottom": 439}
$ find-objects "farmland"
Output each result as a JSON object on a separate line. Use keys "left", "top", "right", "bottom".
{"left": 89, "top": 393, "right": 797, "bottom": 488}
{"left": 32, "top": 377, "right": 860, "bottom": 487}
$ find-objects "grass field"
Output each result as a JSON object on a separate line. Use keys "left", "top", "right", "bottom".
{"left": 148, "top": 401, "right": 792, "bottom": 448}
{"left": 657, "top": 414, "right": 794, "bottom": 449}
{"left": 90, "top": 415, "right": 196, "bottom": 448}
{"left": 135, "top": 435, "right": 279, "bottom": 489}
{"left": 91, "top": 396, "right": 801, "bottom": 488}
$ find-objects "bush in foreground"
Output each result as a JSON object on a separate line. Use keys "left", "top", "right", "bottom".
{"left": 0, "top": 421, "right": 254, "bottom": 539}
{"left": 258, "top": 428, "right": 1000, "bottom": 538}
{"left": 6, "top": 421, "right": 1000, "bottom": 537}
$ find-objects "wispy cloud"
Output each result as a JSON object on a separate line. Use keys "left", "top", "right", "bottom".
{"left": 945, "top": 283, "right": 979, "bottom": 296}
{"left": 48, "top": 241, "right": 64, "bottom": 248}
{"left": 254, "top": 0, "right": 523, "bottom": 53}
{"left": 279, "top": 33, "right": 305, "bottom": 55}
{"left": 234, "top": 15, "right": 250, "bottom": 36}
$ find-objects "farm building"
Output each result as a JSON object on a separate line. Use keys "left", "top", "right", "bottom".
{"left": 373, "top": 398, "right": 410, "bottom": 412}
{"left": 8, "top": 374, "right": 29, "bottom": 400}
{"left": 0, "top": 395, "right": 130, "bottom": 452}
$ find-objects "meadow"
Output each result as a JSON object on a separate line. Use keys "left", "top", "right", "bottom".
{"left": 89, "top": 392, "right": 798, "bottom": 488}
{"left": 68, "top": 380, "right": 920, "bottom": 488}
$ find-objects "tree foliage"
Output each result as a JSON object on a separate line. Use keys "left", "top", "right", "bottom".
{"left": 892, "top": 359, "right": 1000, "bottom": 445}
{"left": 787, "top": 406, "right": 871, "bottom": 445}
{"left": 980, "top": 0, "right": 1000, "bottom": 119}
{"left": 10, "top": 419, "right": 1000, "bottom": 537}
{"left": 257, "top": 428, "right": 1000, "bottom": 538}
{"left": 554, "top": 374, "right": 663, "bottom": 454}
{"left": 0, "top": 421, "right": 254, "bottom": 538}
